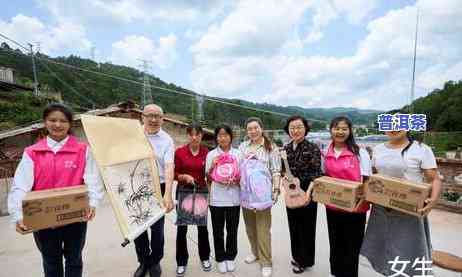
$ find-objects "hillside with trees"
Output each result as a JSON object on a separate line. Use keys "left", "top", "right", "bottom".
{"left": 4, "top": 42, "right": 460, "bottom": 133}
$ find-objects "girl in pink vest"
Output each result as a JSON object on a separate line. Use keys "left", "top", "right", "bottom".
{"left": 8, "top": 103, "right": 103, "bottom": 277}
{"left": 321, "top": 116, "right": 372, "bottom": 277}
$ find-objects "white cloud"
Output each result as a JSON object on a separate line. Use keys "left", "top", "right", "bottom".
{"left": 0, "top": 14, "right": 91, "bottom": 55}
{"left": 190, "top": 0, "right": 462, "bottom": 110}
{"left": 190, "top": 0, "right": 312, "bottom": 96}
{"left": 303, "top": 0, "right": 379, "bottom": 44}
{"left": 36, "top": 0, "right": 229, "bottom": 24}
{"left": 191, "top": 0, "right": 311, "bottom": 56}
{"left": 184, "top": 29, "right": 204, "bottom": 40}
{"left": 110, "top": 34, "right": 178, "bottom": 69}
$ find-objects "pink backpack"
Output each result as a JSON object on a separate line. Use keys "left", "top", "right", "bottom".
{"left": 211, "top": 152, "right": 240, "bottom": 184}
{"left": 240, "top": 156, "right": 273, "bottom": 210}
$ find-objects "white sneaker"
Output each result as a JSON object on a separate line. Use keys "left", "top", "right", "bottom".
{"left": 244, "top": 254, "right": 257, "bottom": 264}
{"left": 176, "top": 265, "right": 186, "bottom": 276}
{"left": 226, "top": 260, "right": 236, "bottom": 272}
{"left": 261, "top": 266, "right": 272, "bottom": 277}
{"left": 217, "top": 262, "right": 227, "bottom": 274}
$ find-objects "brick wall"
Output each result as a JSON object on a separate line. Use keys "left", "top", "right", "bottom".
{"left": 436, "top": 158, "right": 462, "bottom": 213}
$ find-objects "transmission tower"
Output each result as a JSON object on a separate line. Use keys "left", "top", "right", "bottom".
{"left": 139, "top": 59, "right": 153, "bottom": 108}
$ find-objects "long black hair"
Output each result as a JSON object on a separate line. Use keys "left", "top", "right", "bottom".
{"left": 329, "top": 116, "right": 360, "bottom": 156}
{"left": 43, "top": 103, "right": 74, "bottom": 134}
{"left": 401, "top": 131, "right": 422, "bottom": 156}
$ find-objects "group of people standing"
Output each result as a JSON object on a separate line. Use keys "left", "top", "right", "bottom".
{"left": 8, "top": 102, "right": 441, "bottom": 277}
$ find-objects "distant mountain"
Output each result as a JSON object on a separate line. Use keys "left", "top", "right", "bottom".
{"left": 0, "top": 41, "right": 388, "bottom": 131}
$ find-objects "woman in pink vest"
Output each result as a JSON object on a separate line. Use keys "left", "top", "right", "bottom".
{"left": 321, "top": 116, "right": 372, "bottom": 277}
{"left": 8, "top": 103, "right": 104, "bottom": 277}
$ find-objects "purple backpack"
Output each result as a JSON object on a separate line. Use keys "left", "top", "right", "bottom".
{"left": 240, "top": 156, "right": 273, "bottom": 210}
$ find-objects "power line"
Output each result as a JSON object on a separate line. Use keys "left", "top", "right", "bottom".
{"left": 0, "top": 32, "right": 325, "bottom": 122}
{"left": 70, "top": 67, "right": 99, "bottom": 109}
{"left": 35, "top": 56, "right": 319, "bottom": 120}
{"left": 37, "top": 58, "right": 97, "bottom": 108}
{"left": 0, "top": 33, "right": 29, "bottom": 51}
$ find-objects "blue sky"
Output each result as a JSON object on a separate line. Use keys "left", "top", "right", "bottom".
{"left": 1, "top": 0, "right": 461, "bottom": 110}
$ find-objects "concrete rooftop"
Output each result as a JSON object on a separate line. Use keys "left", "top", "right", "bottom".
{"left": 1, "top": 197, "right": 461, "bottom": 277}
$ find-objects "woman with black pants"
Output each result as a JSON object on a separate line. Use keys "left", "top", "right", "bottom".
{"left": 282, "top": 115, "right": 323, "bottom": 274}
{"left": 206, "top": 124, "right": 241, "bottom": 273}
{"left": 174, "top": 123, "right": 211, "bottom": 276}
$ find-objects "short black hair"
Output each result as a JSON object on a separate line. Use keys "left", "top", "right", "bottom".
{"left": 43, "top": 103, "right": 74, "bottom": 122}
{"left": 186, "top": 122, "right": 203, "bottom": 135}
{"left": 284, "top": 115, "right": 310, "bottom": 136}
{"left": 214, "top": 124, "right": 233, "bottom": 144}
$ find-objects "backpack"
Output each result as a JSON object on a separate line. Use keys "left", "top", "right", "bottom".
{"left": 240, "top": 156, "right": 273, "bottom": 210}
{"left": 210, "top": 152, "right": 240, "bottom": 184}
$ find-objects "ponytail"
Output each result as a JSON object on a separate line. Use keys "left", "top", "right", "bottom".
{"left": 262, "top": 133, "right": 273, "bottom": 152}
{"left": 401, "top": 132, "right": 422, "bottom": 156}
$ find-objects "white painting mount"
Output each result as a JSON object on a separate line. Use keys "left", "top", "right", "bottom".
{"left": 81, "top": 115, "right": 165, "bottom": 247}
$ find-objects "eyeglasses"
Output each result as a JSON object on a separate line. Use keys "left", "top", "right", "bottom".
{"left": 142, "top": 113, "right": 163, "bottom": 120}
{"left": 289, "top": 126, "right": 305, "bottom": 131}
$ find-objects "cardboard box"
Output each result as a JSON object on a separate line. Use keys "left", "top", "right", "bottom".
{"left": 312, "top": 176, "right": 363, "bottom": 212}
{"left": 22, "top": 186, "right": 89, "bottom": 231}
{"left": 365, "top": 174, "right": 431, "bottom": 217}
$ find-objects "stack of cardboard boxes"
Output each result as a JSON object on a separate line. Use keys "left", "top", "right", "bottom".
{"left": 312, "top": 174, "right": 431, "bottom": 216}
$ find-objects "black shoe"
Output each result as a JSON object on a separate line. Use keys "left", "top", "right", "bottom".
{"left": 134, "top": 263, "right": 149, "bottom": 277}
{"left": 149, "top": 263, "right": 162, "bottom": 277}
{"left": 201, "top": 260, "right": 212, "bottom": 272}
{"left": 292, "top": 265, "right": 306, "bottom": 274}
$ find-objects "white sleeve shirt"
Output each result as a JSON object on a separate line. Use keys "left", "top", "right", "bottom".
{"left": 359, "top": 148, "right": 372, "bottom": 177}
{"left": 8, "top": 136, "right": 104, "bottom": 223}
{"left": 146, "top": 129, "right": 175, "bottom": 184}
{"left": 320, "top": 146, "right": 372, "bottom": 177}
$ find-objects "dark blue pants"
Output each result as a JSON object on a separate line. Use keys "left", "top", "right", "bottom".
{"left": 33, "top": 222, "right": 87, "bottom": 277}
{"left": 134, "top": 183, "right": 165, "bottom": 266}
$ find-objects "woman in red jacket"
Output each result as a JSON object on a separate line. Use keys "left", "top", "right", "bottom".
{"left": 174, "top": 123, "right": 211, "bottom": 276}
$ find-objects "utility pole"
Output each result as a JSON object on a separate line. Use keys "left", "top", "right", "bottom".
{"left": 409, "top": 8, "right": 419, "bottom": 114}
{"left": 139, "top": 59, "right": 153, "bottom": 108}
{"left": 28, "top": 43, "right": 39, "bottom": 96}
{"left": 195, "top": 94, "right": 204, "bottom": 123}
{"left": 91, "top": 46, "right": 96, "bottom": 61}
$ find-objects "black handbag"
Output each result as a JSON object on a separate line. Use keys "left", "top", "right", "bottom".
{"left": 176, "top": 182, "right": 209, "bottom": 226}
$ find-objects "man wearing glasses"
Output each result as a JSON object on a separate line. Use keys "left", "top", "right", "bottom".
{"left": 133, "top": 104, "right": 175, "bottom": 277}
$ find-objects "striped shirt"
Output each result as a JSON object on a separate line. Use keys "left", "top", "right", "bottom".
{"left": 238, "top": 139, "right": 281, "bottom": 177}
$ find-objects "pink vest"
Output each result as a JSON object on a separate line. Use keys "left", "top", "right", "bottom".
{"left": 26, "top": 136, "right": 87, "bottom": 191}
{"left": 323, "top": 144, "right": 369, "bottom": 213}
